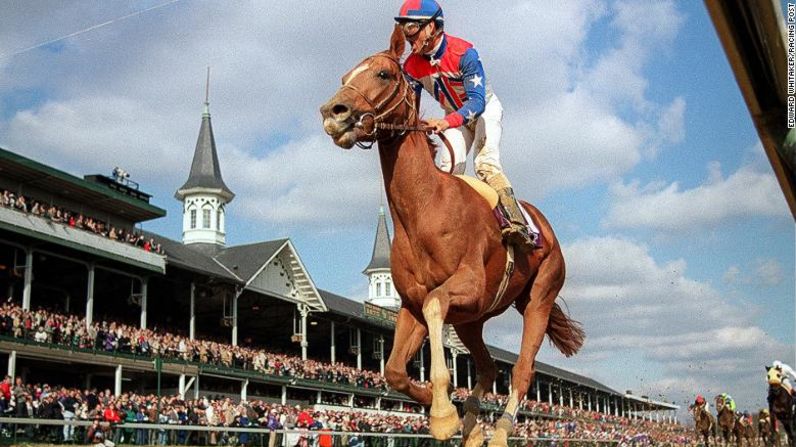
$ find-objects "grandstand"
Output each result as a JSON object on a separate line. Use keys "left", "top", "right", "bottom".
{"left": 0, "top": 99, "right": 681, "bottom": 443}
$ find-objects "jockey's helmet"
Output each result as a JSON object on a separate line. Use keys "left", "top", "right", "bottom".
{"left": 773, "top": 360, "right": 783, "bottom": 369}
{"left": 395, "top": 0, "right": 444, "bottom": 26}
{"left": 695, "top": 395, "right": 705, "bottom": 404}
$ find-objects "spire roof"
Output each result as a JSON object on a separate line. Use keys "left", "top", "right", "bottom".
{"left": 175, "top": 74, "right": 235, "bottom": 202}
{"left": 363, "top": 206, "right": 392, "bottom": 273}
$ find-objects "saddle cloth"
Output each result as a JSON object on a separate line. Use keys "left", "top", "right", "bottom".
{"left": 454, "top": 175, "right": 541, "bottom": 235}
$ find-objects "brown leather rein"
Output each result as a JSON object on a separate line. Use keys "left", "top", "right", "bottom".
{"left": 340, "top": 52, "right": 455, "bottom": 173}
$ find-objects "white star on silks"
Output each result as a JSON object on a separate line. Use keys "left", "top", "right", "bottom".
{"left": 465, "top": 110, "right": 477, "bottom": 125}
{"left": 469, "top": 74, "right": 483, "bottom": 88}
{"left": 429, "top": 56, "right": 440, "bottom": 66}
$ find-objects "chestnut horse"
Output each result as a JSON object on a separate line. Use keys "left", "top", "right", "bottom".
{"left": 767, "top": 367, "right": 795, "bottom": 447}
{"left": 320, "top": 26, "right": 584, "bottom": 447}
{"left": 758, "top": 411, "right": 773, "bottom": 447}
{"left": 692, "top": 404, "right": 716, "bottom": 446}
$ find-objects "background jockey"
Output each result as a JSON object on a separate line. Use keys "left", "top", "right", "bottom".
{"left": 773, "top": 360, "right": 796, "bottom": 394}
{"left": 394, "top": 0, "right": 538, "bottom": 251}
{"left": 693, "top": 394, "right": 706, "bottom": 410}
{"left": 720, "top": 393, "right": 736, "bottom": 411}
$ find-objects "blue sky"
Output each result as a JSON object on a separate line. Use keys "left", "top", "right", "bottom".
{"left": 1, "top": 1, "right": 793, "bottom": 418}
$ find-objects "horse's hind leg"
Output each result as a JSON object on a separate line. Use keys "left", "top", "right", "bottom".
{"left": 454, "top": 321, "right": 498, "bottom": 447}
{"left": 384, "top": 307, "right": 432, "bottom": 405}
{"left": 489, "top": 252, "right": 565, "bottom": 447}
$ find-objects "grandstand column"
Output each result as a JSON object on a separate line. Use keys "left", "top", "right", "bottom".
{"left": 376, "top": 397, "right": 381, "bottom": 410}
{"left": 536, "top": 380, "right": 540, "bottom": 402}
{"left": 356, "top": 328, "right": 361, "bottom": 369}
{"left": 493, "top": 381, "right": 497, "bottom": 395}
{"left": 348, "top": 394, "right": 354, "bottom": 407}
{"left": 7, "top": 350, "right": 15, "bottom": 379}
{"left": 189, "top": 282, "right": 196, "bottom": 340}
{"left": 330, "top": 321, "right": 336, "bottom": 364}
{"left": 241, "top": 379, "right": 248, "bottom": 401}
{"left": 316, "top": 391, "right": 321, "bottom": 404}
{"left": 21, "top": 249, "right": 33, "bottom": 310}
{"left": 578, "top": 392, "right": 583, "bottom": 410}
{"left": 587, "top": 393, "right": 592, "bottom": 411}
{"left": 85, "top": 263, "right": 95, "bottom": 326}
{"left": 299, "top": 304, "right": 309, "bottom": 360}
{"left": 193, "top": 376, "right": 199, "bottom": 400}
{"left": 115, "top": 365, "right": 123, "bottom": 396}
{"left": 232, "top": 290, "right": 239, "bottom": 346}
{"left": 559, "top": 384, "right": 563, "bottom": 406}
{"left": 548, "top": 383, "right": 552, "bottom": 405}
{"left": 378, "top": 335, "right": 385, "bottom": 375}
{"left": 569, "top": 388, "right": 573, "bottom": 408}
{"left": 419, "top": 342, "right": 425, "bottom": 382}
{"left": 179, "top": 375, "right": 186, "bottom": 398}
{"left": 614, "top": 397, "right": 619, "bottom": 416}
{"left": 451, "top": 349, "right": 458, "bottom": 387}
{"left": 466, "top": 358, "right": 471, "bottom": 389}
{"left": 281, "top": 385, "right": 287, "bottom": 405}
{"left": 140, "top": 277, "right": 148, "bottom": 329}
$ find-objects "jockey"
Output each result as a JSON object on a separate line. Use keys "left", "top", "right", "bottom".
{"left": 773, "top": 360, "right": 796, "bottom": 395}
{"left": 395, "top": 0, "right": 538, "bottom": 251}
{"left": 720, "top": 393, "right": 736, "bottom": 411}
{"left": 693, "top": 394, "right": 706, "bottom": 410}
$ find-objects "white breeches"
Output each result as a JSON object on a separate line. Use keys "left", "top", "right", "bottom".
{"left": 438, "top": 94, "right": 505, "bottom": 183}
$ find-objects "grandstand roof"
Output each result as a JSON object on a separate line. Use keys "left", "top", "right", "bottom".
{"left": 0, "top": 146, "right": 166, "bottom": 222}
{"left": 487, "top": 344, "right": 620, "bottom": 394}
{"left": 146, "top": 232, "right": 327, "bottom": 310}
{"left": 363, "top": 206, "right": 391, "bottom": 273}
{"left": 175, "top": 103, "right": 235, "bottom": 202}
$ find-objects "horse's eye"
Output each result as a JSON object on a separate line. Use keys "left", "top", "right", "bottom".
{"left": 377, "top": 70, "right": 390, "bottom": 80}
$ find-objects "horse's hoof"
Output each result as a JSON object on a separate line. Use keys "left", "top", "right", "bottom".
{"left": 428, "top": 405, "right": 461, "bottom": 440}
{"left": 463, "top": 424, "right": 485, "bottom": 447}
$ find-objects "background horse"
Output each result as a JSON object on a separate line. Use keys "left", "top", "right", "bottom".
{"left": 321, "top": 26, "right": 585, "bottom": 447}
{"left": 759, "top": 410, "right": 773, "bottom": 447}
{"left": 767, "top": 366, "right": 795, "bottom": 447}
{"left": 692, "top": 404, "right": 716, "bottom": 446}
{"left": 716, "top": 395, "right": 740, "bottom": 446}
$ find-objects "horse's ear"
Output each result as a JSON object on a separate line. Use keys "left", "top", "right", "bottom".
{"left": 389, "top": 24, "right": 405, "bottom": 58}
{"left": 765, "top": 365, "right": 770, "bottom": 371}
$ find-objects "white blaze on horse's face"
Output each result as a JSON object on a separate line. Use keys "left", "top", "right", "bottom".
{"left": 343, "top": 62, "right": 370, "bottom": 86}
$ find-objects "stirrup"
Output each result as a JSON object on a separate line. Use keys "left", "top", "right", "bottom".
{"left": 501, "top": 224, "right": 537, "bottom": 252}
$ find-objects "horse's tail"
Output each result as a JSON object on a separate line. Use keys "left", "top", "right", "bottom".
{"left": 546, "top": 302, "right": 585, "bottom": 357}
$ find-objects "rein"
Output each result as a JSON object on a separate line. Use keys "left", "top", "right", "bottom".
{"left": 341, "top": 53, "right": 456, "bottom": 173}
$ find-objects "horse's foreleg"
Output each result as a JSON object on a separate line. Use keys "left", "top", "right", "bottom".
{"left": 454, "top": 321, "right": 498, "bottom": 447}
{"left": 422, "top": 295, "right": 461, "bottom": 440}
{"left": 489, "top": 254, "right": 564, "bottom": 447}
{"left": 384, "top": 307, "right": 432, "bottom": 405}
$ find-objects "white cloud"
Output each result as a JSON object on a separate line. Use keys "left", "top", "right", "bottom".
{"left": 754, "top": 258, "right": 784, "bottom": 286}
{"left": 604, "top": 163, "right": 790, "bottom": 230}
{"left": 485, "top": 236, "right": 790, "bottom": 414}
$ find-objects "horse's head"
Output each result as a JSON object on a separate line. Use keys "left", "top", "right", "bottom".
{"left": 320, "top": 26, "right": 416, "bottom": 149}
{"left": 766, "top": 365, "right": 784, "bottom": 387}
{"left": 715, "top": 395, "right": 725, "bottom": 411}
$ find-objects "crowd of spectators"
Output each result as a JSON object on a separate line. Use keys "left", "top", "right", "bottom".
{"left": 0, "top": 188, "right": 164, "bottom": 255}
{"left": 0, "top": 380, "right": 694, "bottom": 446}
{"left": 0, "top": 303, "right": 696, "bottom": 445}
{"left": 0, "top": 304, "right": 388, "bottom": 392}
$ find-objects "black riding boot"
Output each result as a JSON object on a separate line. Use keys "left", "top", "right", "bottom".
{"left": 496, "top": 187, "right": 536, "bottom": 252}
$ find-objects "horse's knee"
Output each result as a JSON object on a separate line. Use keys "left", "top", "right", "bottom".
{"left": 384, "top": 363, "right": 409, "bottom": 392}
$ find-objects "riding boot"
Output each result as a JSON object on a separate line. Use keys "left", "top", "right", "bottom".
{"left": 496, "top": 187, "right": 537, "bottom": 252}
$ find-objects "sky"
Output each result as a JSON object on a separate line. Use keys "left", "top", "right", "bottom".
{"left": 0, "top": 0, "right": 793, "bottom": 420}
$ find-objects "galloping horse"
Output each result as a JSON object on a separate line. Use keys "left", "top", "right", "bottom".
{"left": 692, "top": 404, "right": 717, "bottom": 446}
{"left": 759, "top": 410, "right": 774, "bottom": 447}
{"left": 767, "top": 366, "right": 795, "bottom": 447}
{"left": 320, "top": 26, "right": 585, "bottom": 447}
{"left": 716, "top": 395, "right": 740, "bottom": 446}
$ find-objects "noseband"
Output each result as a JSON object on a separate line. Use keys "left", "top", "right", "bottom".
{"left": 340, "top": 53, "right": 423, "bottom": 149}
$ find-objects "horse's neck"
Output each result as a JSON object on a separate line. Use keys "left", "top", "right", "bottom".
{"left": 378, "top": 132, "right": 440, "bottom": 231}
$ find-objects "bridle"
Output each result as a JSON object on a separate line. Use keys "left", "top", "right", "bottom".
{"left": 338, "top": 52, "right": 456, "bottom": 172}
{"left": 340, "top": 52, "right": 422, "bottom": 149}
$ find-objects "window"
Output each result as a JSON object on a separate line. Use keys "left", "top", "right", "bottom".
{"left": 190, "top": 209, "right": 197, "bottom": 229}
{"left": 376, "top": 282, "right": 382, "bottom": 297}
{"left": 385, "top": 281, "right": 391, "bottom": 296}
{"left": 202, "top": 209, "right": 211, "bottom": 229}
{"left": 216, "top": 210, "right": 222, "bottom": 230}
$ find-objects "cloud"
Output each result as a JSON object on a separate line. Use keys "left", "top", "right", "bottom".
{"left": 484, "top": 236, "right": 791, "bottom": 414}
{"left": 604, "top": 162, "right": 790, "bottom": 231}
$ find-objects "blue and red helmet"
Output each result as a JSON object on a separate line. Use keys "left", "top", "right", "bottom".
{"left": 395, "top": 0, "right": 444, "bottom": 25}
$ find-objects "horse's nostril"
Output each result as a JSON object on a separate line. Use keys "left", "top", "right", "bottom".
{"left": 332, "top": 104, "right": 350, "bottom": 117}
